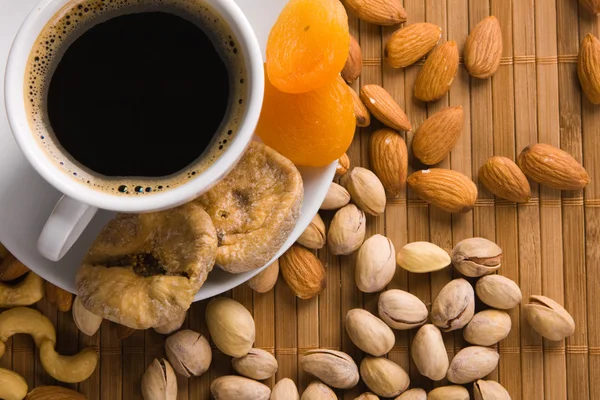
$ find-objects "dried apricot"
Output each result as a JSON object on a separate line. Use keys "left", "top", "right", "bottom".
{"left": 266, "top": 0, "right": 350, "bottom": 93}
{"left": 256, "top": 74, "right": 355, "bottom": 167}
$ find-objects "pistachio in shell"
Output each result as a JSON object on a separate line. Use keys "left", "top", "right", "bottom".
{"left": 341, "top": 167, "right": 386, "bottom": 216}
{"left": 210, "top": 375, "right": 270, "bottom": 400}
{"left": 165, "top": 329, "right": 211, "bottom": 377}
{"left": 359, "top": 356, "right": 410, "bottom": 398}
{"left": 395, "top": 388, "right": 427, "bottom": 400}
{"left": 354, "top": 393, "right": 379, "bottom": 400}
{"left": 154, "top": 312, "right": 186, "bottom": 335}
{"left": 321, "top": 182, "right": 351, "bottom": 211}
{"left": 523, "top": 295, "right": 575, "bottom": 341}
{"left": 474, "top": 379, "right": 512, "bottom": 400}
{"left": 355, "top": 234, "right": 396, "bottom": 293}
{"left": 232, "top": 348, "right": 278, "bottom": 380}
{"left": 446, "top": 346, "right": 499, "bottom": 384}
{"left": 206, "top": 297, "right": 255, "bottom": 357}
{"left": 451, "top": 237, "right": 502, "bottom": 277}
{"left": 300, "top": 381, "right": 337, "bottom": 400}
{"left": 475, "top": 275, "right": 522, "bottom": 310}
{"left": 246, "top": 259, "right": 279, "bottom": 293}
{"left": 141, "top": 358, "right": 177, "bottom": 400}
{"left": 328, "top": 204, "right": 366, "bottom": 255}
{"left": 271, "top": 378, "right": 300, "bottom": 400}
{"left": 297, "top": 214, "right": 326, "bottom": 250}
{"left": 300, "top": 349, "right": 359, "bottom": 389}
{"left": 431, "top": 278, "right": 475, "bottom": 332}
{"left": 428, "top": 386, "right": 470, "bottom": 400}
{"left": 396, "top": 241, "right": 451, "bottom": 273}
{"left": 411, "top": 324, "right": 449, "bottom": 381}
{"left": 378, "top": 289, "right": 428, "bottom": 330}
{"left": 346, "top": 309, "right": 395, "bottom": 356}
{"left": 463, "top": 310, "right": 511, "bottom": 346}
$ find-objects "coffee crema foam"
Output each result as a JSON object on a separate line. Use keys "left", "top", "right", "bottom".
{"left": 24, "top": 0, "right": 247, "bottom": 195}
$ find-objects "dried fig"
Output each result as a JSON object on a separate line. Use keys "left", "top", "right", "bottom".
{"left": 196, "top": 142, "right": 303, "bottom": 273}
{"left": 76, "top": 202, "right": 217, "bottom": 329}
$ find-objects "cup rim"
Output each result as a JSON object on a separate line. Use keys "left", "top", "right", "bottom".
{"left": 4, "top": 0, "right": 264, "bottom": 213}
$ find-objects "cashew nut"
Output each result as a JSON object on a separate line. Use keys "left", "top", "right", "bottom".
{"left": 39, "top": 339, "right": 99, "bottom": 383}
{"left": 0, "top": 272, "right": 44, "bottom": 308}
{"left": 0, "top": 307, "right": 56, "bottom": 350}
{"left": 0, "top": 368, "right": 27, "bottom": 400}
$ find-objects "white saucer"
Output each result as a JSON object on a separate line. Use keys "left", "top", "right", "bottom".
{"left": 0, "top": 0, "right": 335, "bottom": 300}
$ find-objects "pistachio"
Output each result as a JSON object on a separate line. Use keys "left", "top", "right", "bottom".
{"left": 378, "top": 289, "right": 428, "bottom": 330}
{"left": 354, "top": 393, "right": 379, "bottom": 400}
{"left": 165, "top": 329, "right": 211, "bottom": 377}
{"left": 72, "top": 297, "right": 102, "bottom": 337}
{"left": 341, "top": 167, "right": 386, "bottom": 215}
{"left": 210, "top": 376, "right": 270, "bottom": 400}
{"left": 474, "top": 379, "right": 511, "bottom": 400}
{"left": 346, "top": 309, "right": 395, "bottom": 356}
{"left": 321, "top": 182, "right": 351, "bottom": 211}
{"left": 141, "top": 358, "right": 177, "bottom": 400}
{"left": 431, "top": 278, "right": 475, "bottom": 332}
{"left": 523, "top": 295, "right": 575, "bottom": 341}
{"left": 359, "top": 356, "right": 410, "bottom": 398}
{"left": 246, "top": 259, "right": 279, "bottom": 293}
{"left": 411, "top": 324, "right": 449, "bottom": 380}
{"left": 300, "top": 349, "right": 359, "bottom": 389}
{"left": 232, "top": 348, "right": 278, "bottom": 380}
{"left": 154, "top": 312, "right": 186, "bottom": 335}
{"left": 206, "top": 297, "right": 255, "bottom": 357}
{"left": 396, "top": 242, "right": 451, "bottom": 273}
{"left": 428, "top": 386, "right": 470, "bottom": 400}
{"left": 271, "top": 378, "right": 300, "bottom": 400}
{"left": 447, "top": 346, "right": 499, "bottom": 384}
{"left": 297, "top": 214, "right": 326, "bottom": 249}
{"left": 463, "top": 310, "right": 511, "bottom": 346}
{"left": 475, "top": 275, "right": 522, "bottom": 309}
{"left": 451, "top": 238, "right": 502, "bottom": 277}
{"left": 355, "top": 235, "right": 396, "bottom": 293}
{"left": 301, "top": 381, "right": 337, "bottom": 400}
{"left": 395, "top": 388, "right": 427, "bottom": 400}
{"left": 328, "top": 204, "right": 366, "bottom": 255}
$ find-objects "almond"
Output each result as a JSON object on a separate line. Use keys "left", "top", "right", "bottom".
{"left": 479, "top": 156, "right": 531, "bottom": 203}
{"left": 341, "top": 0, "right": 407, "bottom": 26}
{"left": 407, "top": 169, "right": 477, "bottom": 213}
{"left": 412, "top": 106, "right": 463, "bottom": 165}
{"left": 370, "top": 129, "right": 408, "bottom": 197}
{"left": 26, "top": 386, "right": 86, "bottom": 400}
{"left": 280, "top": 244, "right": 326, "bottom": 299}
{"left": 0, "top": 254, "right": 29, "bottom": 282}
{"left": 580, "top": 0, "right": 600, "bottom": 14}
{"left": 385, "top": 23, "right": 442, "bottom": 68}
{"left": 464, "top": 16, "right": 503, "bottom": 79}
{"left": 349, "top": 86, "right": 371, "bottom": 128}
{"left": 414, "top": 41, "right": 459, "bottom": 102}
{"left": 336, "top": 152, "right": 351, "bottom": 177}
{"left": 360, "top": 85, "right": 411, "bottom": 131}
{"left": 578, "top": 33, "right": 600, "bottom": 104}
{"left": 517, "top": 143, "right": 590, "bottom": 190}
{"left": 45, "top": 281, "right": 73, "bottom": 312}
{"left": 342, "top": 35, "right": 362, "bottom": 84}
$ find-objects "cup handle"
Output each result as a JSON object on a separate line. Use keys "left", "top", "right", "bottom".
{"left": 37, "top": 195, "right": 98, "bottom": 262}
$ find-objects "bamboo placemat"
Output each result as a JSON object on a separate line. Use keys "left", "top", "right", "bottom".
{"left": 1, "top": 0, "right": 599, "bottom": 399}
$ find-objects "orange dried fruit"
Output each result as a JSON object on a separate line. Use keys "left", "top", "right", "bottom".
{"left": 256, "top": 74, "right": 355, "bottom": 167}
{"left": 266, "top": 0, "right": 350, "bottom": 93}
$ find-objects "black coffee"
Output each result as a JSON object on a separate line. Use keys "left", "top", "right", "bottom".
{"left": 25, "top": 0, "right": 246, "bottom": 194}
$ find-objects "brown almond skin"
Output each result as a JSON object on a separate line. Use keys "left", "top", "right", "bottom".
{"left": 580, "top": 0, "right": 600, "bottom": 14}
{"left": 360, "top": 85, "right": 411, "bottom": 131}
{"left": 517, "top": 143, "right": 590, "bottom": 190}
{"left": 342, "top": 35, "right": 362, "bottom": 84}
{"left": 45, "top": 281, "right": 74, "bottom": 312}
{"left": 414, "top": 41, "right": 459, "bottom": 102}
{"left": 479, "top": 156, "right": 531, "bottom": 203}
{"left": 385, "top": 23, "right": 442, "bottom": 68}
{"left": 370, "top": 129, "right": 408, "bottom": 197}
{"left": 408, "top": 169, "right": 478, "bottom": 213}
{"left": 578, "top": 33, "right": 600, "bottom": 104}
{"left": 341, "top": 0, "right": 407, "bottom": 26}
{"left": 412, "top": 106, "right": 464, "bottom": 165}
{"left": 464, "top": 16, "right": 503, "bottom": 79}
{"left": 280, "top": 244, "right": 326, "bottom": 299}
{"left": 349, "top": 86, "right": 371, "bottom": 128}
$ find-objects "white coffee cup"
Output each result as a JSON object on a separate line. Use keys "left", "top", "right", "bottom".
{"left": 4, "top": 0, "right": 264, "bottom": 262}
